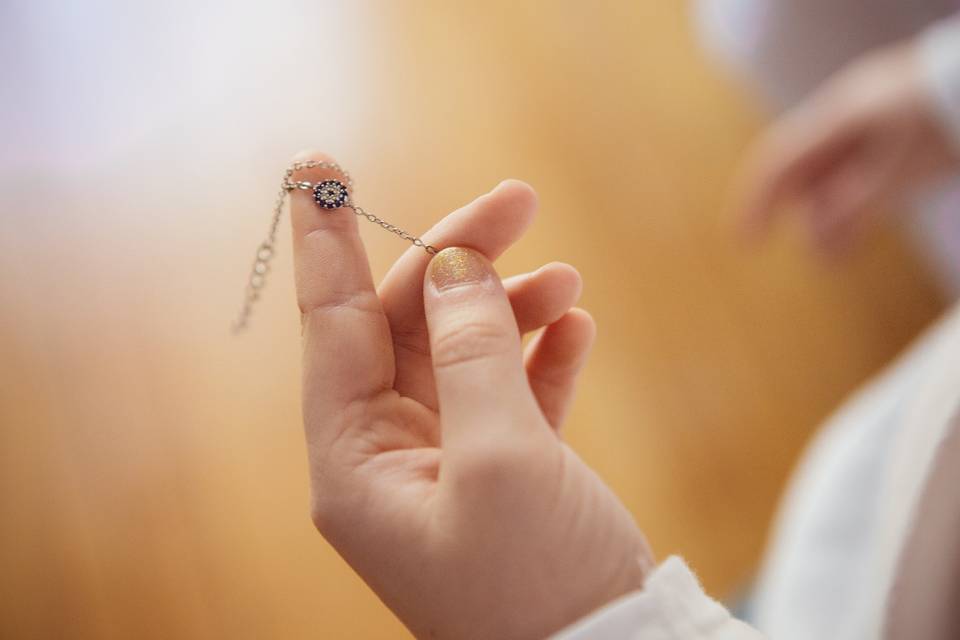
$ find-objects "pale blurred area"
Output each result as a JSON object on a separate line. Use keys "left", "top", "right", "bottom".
{"left": 0, "top": 1, "right": 946, "bottom": 638}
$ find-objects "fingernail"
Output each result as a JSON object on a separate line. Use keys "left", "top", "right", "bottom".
{"left": 429, "top": 247, "right": 489, "bottom": 292}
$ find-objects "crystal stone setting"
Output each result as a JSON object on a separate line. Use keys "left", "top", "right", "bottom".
{"left": 313, "top": 180, "right": 349, "bottom": 209}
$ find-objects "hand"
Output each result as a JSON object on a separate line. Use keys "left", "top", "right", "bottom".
{"left": 291, "top": 152, "right": 653, "bottom": 639}
{"left": 739, "top": 41, "right": 960, "bottom": 254}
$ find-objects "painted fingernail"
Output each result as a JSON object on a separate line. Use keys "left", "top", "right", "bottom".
{"left": 429, "top": 247, "right": 489, "bottom": 292}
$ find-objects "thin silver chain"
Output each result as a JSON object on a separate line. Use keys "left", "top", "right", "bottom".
{"left": 232, "top": 160, "right": 438, "bottom": 333}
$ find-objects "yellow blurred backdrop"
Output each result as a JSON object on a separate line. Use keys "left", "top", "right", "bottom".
{"left": 0, "top": 1, "right": 944, "bottom": 638}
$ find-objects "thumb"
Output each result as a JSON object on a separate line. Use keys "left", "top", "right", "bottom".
{"left": 423, "top": 247, "right": 545, "bottom": 453}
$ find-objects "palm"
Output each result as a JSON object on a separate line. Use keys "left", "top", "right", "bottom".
{"left": 321, "top": 384, "right": 646, "bottom": 640}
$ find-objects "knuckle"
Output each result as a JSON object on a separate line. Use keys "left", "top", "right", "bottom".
{"left": 452, "top": 445, "right": 527, "bottom": 487}
{"left": 298, "top": 288, "right": 382, "bottom": 322}
{"left": 431, "top": 320, "right": 515, "bottom": 370}
{"left": 448, "top": 435, "right": 547, "bottom": 490}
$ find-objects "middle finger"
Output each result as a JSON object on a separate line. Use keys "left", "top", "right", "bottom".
{"left": 379, "top": 179, "right": 539, "bottom": 407}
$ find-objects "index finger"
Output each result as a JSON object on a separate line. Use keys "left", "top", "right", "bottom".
{"left": 290, "top": 151, "right": 394, "bottom": 443}
{"left": 739, "top": 100, "right": 859, "bottom": 238}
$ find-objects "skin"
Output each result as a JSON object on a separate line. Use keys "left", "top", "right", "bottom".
{"left": 291, "top": 151, "right": 653, "bottom": 640}
{"left": 289, "top": 33, "right": 960, "bottom": 639}
{"left": 291, "top": 37, "right": 960, "bottom": 637}
{"left": 739, "top": 40, "right": 960, "bottom": 255}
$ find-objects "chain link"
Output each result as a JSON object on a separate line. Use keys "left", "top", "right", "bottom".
{"left": 232, "top": 160, "right": 437, "bottom": 333}
{"left": 347, "top": 204, "right": 439, "bottom": 255}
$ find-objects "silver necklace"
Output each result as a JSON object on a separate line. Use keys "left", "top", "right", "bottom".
{"left": 233, "top": 160, "right": 438, "bottom": 333}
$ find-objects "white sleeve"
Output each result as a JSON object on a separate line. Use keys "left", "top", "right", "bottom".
{"left": 551, "top": 557, "right": 764, "bottom": 640}
{"left": 919, "top": 14, "right": 960, "bottom": 153}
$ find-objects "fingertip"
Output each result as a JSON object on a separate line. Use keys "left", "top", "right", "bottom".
{"left": 539, "top": 260, "right": 580, "bottom": 280}
{"left": 559, "top": 307, "right": 597, "bottom": 348}
{"left": 536, "top": 262, "right": 583, "bottom": 304}
{"left": 287, "top": 150, "right": 349, "bottom": 191}
{"left": 735, "top": 123, "right": 802, "bottom": 244}
{"left": 419, "top": 180, "right": 538, "bottom": 262}
{"left": 505, "top": 263, "right": 583, "bottom": 335}
{"left": 535, "top": 308, "right": 596, "bottom": 358}
{"left": 496, "top": 178, "right": 538, "bottom": 206}
{"left": 287, "top": 151, "right": 355, "bottom": 238}
{"left": 489, "top": 179, "right": 539, "bottom": 224}
{"left": 290, "top": 148, "right": 337, "bottom": 165}
{"left": 735, "top": 164, "right": 776, "bottom": 243}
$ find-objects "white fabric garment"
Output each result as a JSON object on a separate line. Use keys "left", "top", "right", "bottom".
{"left": 749, "top": 300, "right": 960, "bottom": 639}
{"left": 554, "top": 557, "right": 763, "bottom": 640}
{"left": 554, "top": 302, "right": 960, "bottom": 639}
{"left": 552, "top": 12, "right": 960, "bottom": 636}
{"left": 694, "top": 0, "right": 960, "bottom": 108}
{"left": 922, "top": 15, "right": 960, "bottom": 153}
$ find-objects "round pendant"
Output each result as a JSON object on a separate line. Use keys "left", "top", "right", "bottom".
{"left": 313, "top": 180, "right": 349, "bottom": 209}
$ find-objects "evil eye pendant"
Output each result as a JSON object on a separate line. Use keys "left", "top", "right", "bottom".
{"left": 313, "top": 179, "right": 349, "bottom": 209}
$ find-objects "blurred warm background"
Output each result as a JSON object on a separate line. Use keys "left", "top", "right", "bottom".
{"left": 0, "top": 1, "right": 946, "bottom": 638}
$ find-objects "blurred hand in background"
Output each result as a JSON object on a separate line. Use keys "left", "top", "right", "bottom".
{"left": 738, "top": 40, "right": 960, "bottom": 255}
